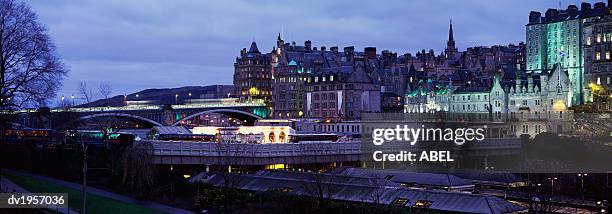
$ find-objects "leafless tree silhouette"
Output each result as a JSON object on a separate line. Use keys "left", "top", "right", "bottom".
{"left": 0, "top": 0, "right": 68, "bottom": 110}
{"left": 98, "top": 82, "right": 112, "bottom": 100}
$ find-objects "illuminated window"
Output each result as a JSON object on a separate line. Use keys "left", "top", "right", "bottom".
{"left": 596, "top": 52, "right": 601, "bottom": 60}
{"left": 597, "top": 34, "right": 601, "bottom": 43}
{"left": 606, "top": 52, "right": 610, "bottom": 60}
{"left": 413, "top": 200, "right": 433, "bottom": 208}
{"left": 587, "top": 36, "right": 592, "bottom": 45}
{"left": 392, "top": 198, "right": 409, "bottom": 206}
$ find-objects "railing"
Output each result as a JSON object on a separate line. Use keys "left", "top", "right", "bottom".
{"left": 150, "top": 140, "right": 362, "bottom": 157}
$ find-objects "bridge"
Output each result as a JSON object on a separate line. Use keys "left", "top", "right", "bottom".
{"left": 4, "top": 98, "right": 269, "bottom": 129}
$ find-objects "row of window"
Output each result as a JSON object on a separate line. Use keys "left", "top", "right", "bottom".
{"left": 312, "top": 102, "right": 337, "bottom": 109}
{"left": 452, "top": 94, "right": 489, "bottom": 102}
{"left": 313, "top": 93, "right": 337, "bottom": 100}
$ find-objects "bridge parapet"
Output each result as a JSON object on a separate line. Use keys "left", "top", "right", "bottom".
{"left": 151, "top": 140, "right": 361, "bottom": 157}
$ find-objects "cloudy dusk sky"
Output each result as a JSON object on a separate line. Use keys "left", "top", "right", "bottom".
{"left": 24, "top": 0, "right": 599, "bottom": 100}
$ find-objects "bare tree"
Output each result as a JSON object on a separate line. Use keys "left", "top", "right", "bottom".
{"left": 98, "top": 82, "right": 112, "bottom": 100}
{"left": 0, "top": 0, "right": 67, "bottom": 201}
{"left": 78, "top": 81, "right": 123, "bottom": 147}
{"left": 75, "top": 81, "right": 118, "bottom": 214}
{"left": 78, "top": 82, "right": 94, "bottom": 107}
{"left": 0, "top": 0, "right": 68, "bottom": 110}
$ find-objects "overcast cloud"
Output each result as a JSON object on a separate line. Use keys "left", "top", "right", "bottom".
{"left": 24, "top": 0, "right": 596, "bottom": 99}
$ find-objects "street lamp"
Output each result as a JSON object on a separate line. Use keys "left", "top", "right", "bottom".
{"left": 578, "top": 173, "right": 587, "bottom": 199}
{"left": 188, "top": 92, "right": 192, "bottom": 104}
{"left": 61, "top": 95, "right": 65, "bottom": 107}
{"left": 547, "top": 177, "right": 558, "bottom": 199}
{"left": 175, "top": 94, "right": 179, "bottom": 104}
{"left": 71, "top": 95, "right": 74, "bottom": 106}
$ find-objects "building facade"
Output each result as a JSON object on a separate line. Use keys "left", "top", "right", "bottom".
{"left": 405, "top": 63, "right": 574, "bottom": 138}
{"left": 233, "top": 41, "right": 272, "bottom": 101}
{"left": 584, "top": 11, "right": 612, "bottom": 102}
{"left": 526, "top": 2, "right": 608, "bottom": 105}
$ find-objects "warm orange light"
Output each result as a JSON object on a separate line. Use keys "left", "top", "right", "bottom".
{"left": 552, "top": 100, "right": 566, "bottom": 111}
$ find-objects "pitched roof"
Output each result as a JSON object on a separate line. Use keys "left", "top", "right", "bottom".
{"left": 196, "top": 171, "right": 526, "bottom": 214}
{"left": 454, "top": 86, "right": 490, "bottom": 93}
{"left": 248, "top": 41, "right": 260, "bottom": 53}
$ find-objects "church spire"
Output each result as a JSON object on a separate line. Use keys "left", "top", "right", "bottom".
{"left": 447, "top": 19, "right": 455, "bottom": 46}
{"left": 445, "top": 19, "right": 458, "bottom": 59}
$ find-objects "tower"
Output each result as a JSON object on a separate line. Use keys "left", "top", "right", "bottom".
{"left": 445, "top": 20, "right": 458, "bottom": 59}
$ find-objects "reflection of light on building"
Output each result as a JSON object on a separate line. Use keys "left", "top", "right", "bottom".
{"left": 191, "top": 126, "right": 295, "bottom": 144}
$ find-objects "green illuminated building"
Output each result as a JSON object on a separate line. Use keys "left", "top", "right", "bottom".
{"left": 526, "top": 2, "right": 607, "bottom": 105}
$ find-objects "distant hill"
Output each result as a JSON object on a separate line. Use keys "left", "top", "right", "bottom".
{"left": 80, "top": 85, "right": 233, "bottom": 107}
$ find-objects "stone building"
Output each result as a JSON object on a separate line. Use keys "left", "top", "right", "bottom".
{"left": 526, "top": 2, "right": 608, "bottom": 105}
{"left": 271, "top": 35, "right": 381, "bottom": 119}
{"left": 233, "top": 41, "right": 272, "bottom": 101}
{"left": 583, "top": 9, "right": 612, "bottom": 102}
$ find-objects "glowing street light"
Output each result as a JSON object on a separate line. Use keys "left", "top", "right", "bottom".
{"left": 547, "top": 177, "right": 558, "bottom": 198}
{"left": 175, "top": 94, "right": 179, "bottom": 104}
{"left": 578, "top": 173, "right": 588, "bottom": 199}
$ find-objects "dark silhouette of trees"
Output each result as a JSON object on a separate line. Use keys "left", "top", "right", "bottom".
{"left": 0, "top": 0, "right": 67, "bottom": 110}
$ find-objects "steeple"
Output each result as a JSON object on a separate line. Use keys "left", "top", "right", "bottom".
{"left": 448, "top": 20, "right": 455, "bottom": 46}
{"left": 277, "top": 33, "right": 282, "bottom": 41}
{"left": 444, "top": 19, "right": 458, "bottom": 59}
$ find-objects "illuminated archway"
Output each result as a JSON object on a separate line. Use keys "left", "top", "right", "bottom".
{"left": 268, "top": 132, "right": 275, "bottom": 143}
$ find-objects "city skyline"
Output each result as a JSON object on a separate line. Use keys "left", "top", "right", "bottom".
{"left": 26, "top": 0, "right": 598, "bottom": 101}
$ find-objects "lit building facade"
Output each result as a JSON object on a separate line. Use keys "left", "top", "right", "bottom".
{"left": 305, "top": 54, "right": 381, "bottom": 120}
{"left": 271, "top": 35, "right": 310, "bottom": 118}
{"left": 404, "top": 64, "right": 574, "bottom": 138}
{"left": 192, "top": 126, "right": 295, "bottom": 144}
{"left": 233, "top": 41, "right": 273, "bottom": 101}
{"left": 507, "top": 63, "right": 574, "bottom": 136}
{"left": 526, "top": 2, "right": 608, "bottom": 105}
{"left": 583, "top": 12, "right": 612, "bottom": 102}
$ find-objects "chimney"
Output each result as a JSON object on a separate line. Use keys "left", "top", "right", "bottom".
{"left": 595, "top": 2, "right": 606, "bottom": 10}
{"left": 320, "top": 46, "right": 326, "bottom": 52}
{"left": 529, "top": 11, "right": 542, "bottom": 24}
{"left": 567, "top": 5, "right": 578, "bottom": 14}
{"left": 330, "top": 46, "right": 338, "bottom": 54}
{"left": 540, "top": 74, "right": 548, "bottom": 92}
{"left": 365, "top": 47, "right": 377, "bottom": 59}
{"left": 545, "top": 9, "right": 559, "bottom": 22}
{"left": 343, "top": 46, "right": 354, "bottom": 54}
{"left": 527, "top": 74, "right": 534, "bottom": 93}
{"left": 304, "top": 40, "right": 312, "bottom": 51}
{"left": 344, "top": 46, "right": 355, "bottom": 62}
{"left": 581, "top": 2, "right": 592, "bottom": 11}
{"left": 515, "top": 76, "right": 522, "bottom": 93}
